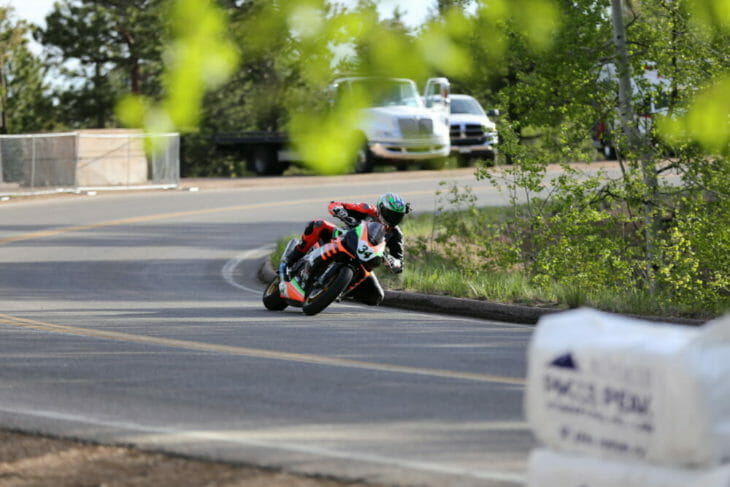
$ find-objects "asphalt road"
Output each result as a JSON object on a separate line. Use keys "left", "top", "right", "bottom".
{"left": 0, "top": 168, "right": 572, "bottom": 486}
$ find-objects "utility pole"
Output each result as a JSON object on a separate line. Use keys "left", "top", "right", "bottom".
{"left": 610, "top": 0, "right": 639, "bottom": 152}
{"left": 0, "top": 62, "right": 6, "bottom": 135}
{"left": 0, "top": 63, "right": 5, "bottom": 184}
{"left": 610, "top": 0, "right": 659, "bottom": 292}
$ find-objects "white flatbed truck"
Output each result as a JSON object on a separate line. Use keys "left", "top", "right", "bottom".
{"left": 213, "top": 77, "right": 451, "bottom": 175}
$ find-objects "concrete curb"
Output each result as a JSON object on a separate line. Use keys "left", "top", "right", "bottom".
{"left": 257, "top": 256, "right": 707, "bottom": 326}
{"left": 259, "top": 256, "right": 565, "bottom": 325}
{"left": 380, "top": 289, "right": 558, "bottom": 324}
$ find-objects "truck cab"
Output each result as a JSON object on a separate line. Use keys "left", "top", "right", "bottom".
{"left": 213, "top": 77, "right": 451, "bottom": 175}
{"left": 448, "top": 94, "right": 499, "bottom": 166}
{"left": 328, "top": 76, "right": 451, "bottom": 172}
{"left": 592, "top": 63, "right": 672, "bottom": 160}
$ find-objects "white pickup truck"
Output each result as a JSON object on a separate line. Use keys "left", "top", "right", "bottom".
{"left": 330, "top": 76, "right": 451, "bottom": 172}
{"left": 448, "top": 94, "right": 499, "bottom": 166}
{"left": 213, "top": 76, "right": 452, "bottom": 175}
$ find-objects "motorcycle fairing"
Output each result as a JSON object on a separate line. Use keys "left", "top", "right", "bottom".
{"left": 279, "top": 278, "right": 306, "bottom": 302}
{"left": 277, "top": 221, "right": 386, "bottom": 306}
{"left": 313, "top": 239, "right": 355, "bottom": 263}
{"left": 354, "top": 222, "right": 386, "bottom": 262}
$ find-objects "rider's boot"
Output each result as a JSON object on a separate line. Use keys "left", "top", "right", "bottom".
{"left": 279, "top": 246, "right": 305, "bottom": 281}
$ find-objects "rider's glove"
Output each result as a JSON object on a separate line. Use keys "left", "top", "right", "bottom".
{"left": 332, "top": 206, "right": 358, "bottom": 227}
{"left": 386, "top": 255, "right": 403, "bottom": 274}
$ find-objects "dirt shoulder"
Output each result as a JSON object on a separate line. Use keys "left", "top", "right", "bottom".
{"left": 0, "top": 430, "right": 376, "bottom": 487}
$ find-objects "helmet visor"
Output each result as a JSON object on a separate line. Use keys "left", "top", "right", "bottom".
{"left": 380, "top": 206, "right": 404, "bottom": 226}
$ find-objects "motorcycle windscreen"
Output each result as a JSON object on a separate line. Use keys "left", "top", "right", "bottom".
{"left": 366, "top": 221, "right": 386, "bottom": 245}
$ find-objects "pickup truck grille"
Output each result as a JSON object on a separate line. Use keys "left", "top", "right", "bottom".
{"left": 450, "top": 123, "right": 495, "bottom": 146}
{"left": 451, "top": 123, "right": 484, "bottom": 137}
{"left": 399, "top": 118, "right": 434, "bottom": 138}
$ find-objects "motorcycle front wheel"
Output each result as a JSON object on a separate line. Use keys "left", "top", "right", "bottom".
{"left": 262, "top": 276, "right": 288, "bottom": 311}
{"left": 302, "top": 265, "right": 354, "bottom": 316}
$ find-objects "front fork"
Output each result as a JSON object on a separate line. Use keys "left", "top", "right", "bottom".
{"left": 279, "top": 239, "right": 300, "bottom": 280}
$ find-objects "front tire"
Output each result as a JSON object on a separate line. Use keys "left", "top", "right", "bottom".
{"left": 263, "top": 277, "right": 288, "bottom": 311}
{"left": 457, "top": 154, "right": 472, "bottom": 168}
{"left": 354, "top": 143, "right": 375, "bottom": 173}
{"left": 423, "top": 157, "right": 447, "bottom": 170}
{"left": 302, "top": 265, "right": 354, "bottom": 316}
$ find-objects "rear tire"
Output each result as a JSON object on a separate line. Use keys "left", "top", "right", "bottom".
{"left": 251, "top": 146, "right": 284, "bottom": 176}
{"left": 263, "top": 277, "right": 288, "bottom": 311}
{"left": 302, "top": 265, "right": 354, "bottom": 316}
{"left": 601, "top": 143, "right": 617, "bottom": 161}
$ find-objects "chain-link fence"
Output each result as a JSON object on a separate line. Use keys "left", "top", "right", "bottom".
{"left": 0, "top": 131, "right": 179, "bottom": 194}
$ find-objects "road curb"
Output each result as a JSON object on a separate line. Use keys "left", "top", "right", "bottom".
{"left": 258, "top": 256, "right": 560, "bottom": 324}
{"left": 257, "top": 256, "right": 707, "bottom": 326}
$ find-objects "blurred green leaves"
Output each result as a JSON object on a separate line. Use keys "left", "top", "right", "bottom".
{"left": 477, "top": 0, "right": 559, "bottom": 52}
{"left": 660, "top": 74, "right": 730, "bottom": 155}
{"left": 117, "top": 0, "right": 560, "bottom": 170}
{"left": 659, "top": 0, "right": 730, "bottom": 155}
{"left": 687, "top": 0, "right": 730, "bottom": 32}
{"left": 117, "top": 0, "right": 239, "bottom": 145}
{"left": 290, "top": 84, "right": 370, "bottom": 175}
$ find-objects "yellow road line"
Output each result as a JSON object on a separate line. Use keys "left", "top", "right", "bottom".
{"left": 0, "top": 199, "right": 305, "bottom": 245}
{"left": 0, "top": 313, "right": 526, "bottom": 386}
{"left": 0, "top": 188, "right": 527, "bottom": 386}
{"left": 0, "top": 190, "right": 435, "bottom": 246}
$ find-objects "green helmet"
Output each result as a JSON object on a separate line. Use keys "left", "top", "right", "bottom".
{"left": 377, "top": 192, "right": 408, "bottom": 226}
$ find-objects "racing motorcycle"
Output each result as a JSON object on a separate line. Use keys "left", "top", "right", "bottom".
{"left": 262, "top": 220, "right": 392, "bottom": 315}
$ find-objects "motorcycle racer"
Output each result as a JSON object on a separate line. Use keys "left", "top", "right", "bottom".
{"left": 280, "top": 192, "right": 410, "bottom": 306}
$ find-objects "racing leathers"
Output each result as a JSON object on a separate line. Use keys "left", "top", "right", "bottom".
{"left": 283, "top": 200, "right": 404, "bottom": 306}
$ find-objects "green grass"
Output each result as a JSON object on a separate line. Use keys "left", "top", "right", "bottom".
{"left": 271, "top": 235, "right": 298, "bottom": 268}
{"left": 380, "top": 259, "right": 560, "bottom": 309}
{"left": 271, "top": 206, "right": 721, "bottom": 319}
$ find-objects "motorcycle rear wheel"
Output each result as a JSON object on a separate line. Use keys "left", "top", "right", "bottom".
{"left": 302, "top": 265, "right": 354, "bottom": 316}
{"left": 262, "top": 276, "right": 288, "bottom": 311}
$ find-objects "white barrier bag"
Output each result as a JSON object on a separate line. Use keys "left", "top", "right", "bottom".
{"left": 525, "top": 308, "right": 730, "bottom": 467}
{"left": 527, "top": 448, "right": 730, "bottom": 487}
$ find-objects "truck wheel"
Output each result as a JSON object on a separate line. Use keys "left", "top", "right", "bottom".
{"left": 480, "top": 150, "right": 497, "bottom": 167}
{"left": 354, "top": 144, "right": 375, "bottom": 173}
{"left": 602, "top": 144, "right": 617, "bottom": 161}
{"left": 457, "top": 155, "right": 472, "bottom": 167}
{"left": 251, "top": 147, "right": 284, "bottom": 176}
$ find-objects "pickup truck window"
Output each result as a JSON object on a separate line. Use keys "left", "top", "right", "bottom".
{"left": 451, "top": 97, "right": 486, "bottom": 115}
{"left": 338, "top": 79, "right": 423, "bottom": 108}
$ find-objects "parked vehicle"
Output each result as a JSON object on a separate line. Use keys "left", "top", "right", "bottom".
{"left": 214, "top": 77, "right": 451, "bottom": 175}
{"left": 448, "top": 94, "right": 499, "bottom": 166}
{"left": 592, "top": 63, "right": 672, "bottom": 160}
{"left": 262, "top": 220, "right": 393, "bottom": 315}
